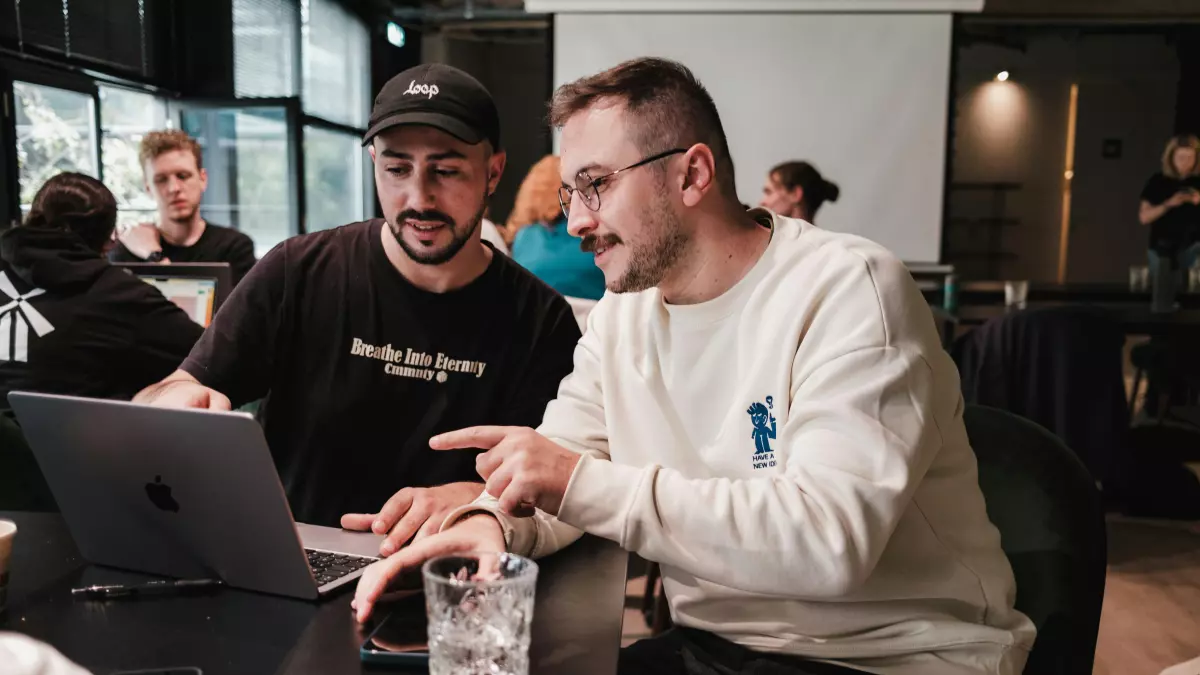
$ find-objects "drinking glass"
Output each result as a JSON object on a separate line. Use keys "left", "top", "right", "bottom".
{"left": 1004, "top": 280, "right": 1029, "bottom": 308}
{"left": 1130, "top": 265, "right": 1150, "bottom": 292}
{"left": 423, "top": 552, "right": 538, "bottom": 675}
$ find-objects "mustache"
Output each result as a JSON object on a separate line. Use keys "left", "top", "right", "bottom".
{"left": 581, "top": 233, "right": 621, "bottom": 253}
{"left": 397, "top": 209, "right": 456, "bottom": 227}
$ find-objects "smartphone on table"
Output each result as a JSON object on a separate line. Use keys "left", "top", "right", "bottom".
{"left": 360, "top": 591, "right": 429, "bottom": 667}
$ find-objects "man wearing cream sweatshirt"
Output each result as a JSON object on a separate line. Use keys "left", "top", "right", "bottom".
{"left": 354, "top": 57, "right": 1035, "bottom": 675}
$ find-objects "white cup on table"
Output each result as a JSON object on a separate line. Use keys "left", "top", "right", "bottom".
{"left": 1004, "top": 280, "right": 1029, "bottom": 309}
{"left": 0, "top": 519, "right": 15, "bottom": 614}
{"left": 1130, "top": 265, "right": 1151, "bottom": 292}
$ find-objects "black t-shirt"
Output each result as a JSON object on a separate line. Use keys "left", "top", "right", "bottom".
{"left": 109, "top": 222, "right": 258, "bottom": 285}
{"left": 181, "top": 220, "right": 582, "bottom": 526}
{"left": 1140, "top": 172, "right": 1200, "bottom": 253}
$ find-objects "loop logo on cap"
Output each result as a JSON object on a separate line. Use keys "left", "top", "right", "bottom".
{"left": 403, "top": 80, "right": 439, "bottom": 99}
{"left": 363, "top": 63, "right": 501, "bottom": 150}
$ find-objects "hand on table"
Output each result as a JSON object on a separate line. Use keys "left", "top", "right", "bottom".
{"left": 340, "top": 481, "right": 484, "bottom": 557}
{"left": 352, "top": 514, "right": 505, "bottom": 623}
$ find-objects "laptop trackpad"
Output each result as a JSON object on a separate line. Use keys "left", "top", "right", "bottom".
{"left": 296, "top": 523, "right": 384, "bottom": 558}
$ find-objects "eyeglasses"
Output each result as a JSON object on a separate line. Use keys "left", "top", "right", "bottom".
{"left": 557, "top": 148, "right": 687, "bottom": 219}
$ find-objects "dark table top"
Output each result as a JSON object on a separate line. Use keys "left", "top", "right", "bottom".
{"left": 946, "top": 302, "right": 1200, "bottom": 333}
{"left": 0, "top": 512, "right": 628, "bottom": 675}
{"left": 919, "top": 280, "right": 1200, "bottom": 308}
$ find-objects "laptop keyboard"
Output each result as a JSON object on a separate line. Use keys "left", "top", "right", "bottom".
{"left": 305, "top": 549, "right": 376, "bottom": 586}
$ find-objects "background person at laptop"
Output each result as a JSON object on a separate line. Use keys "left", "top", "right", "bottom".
{"left": 108, "top": 130, "right": 258, "bottom": 286}
{"left": 0, "top": 173, "right": 203, "bottom": 510}
{"left": 134, "top": 65, "right": 581, "bottom": 554}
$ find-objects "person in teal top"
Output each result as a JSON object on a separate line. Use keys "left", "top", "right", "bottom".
{"left": 511, "top": 214, "right": 605, "bottom": 300}
{"left": 506, "top": 155, "right": 606, "bottom": 301}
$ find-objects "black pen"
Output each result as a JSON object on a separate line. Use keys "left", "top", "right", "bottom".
{"left": 71, "top": 579, "right": 224, "bottom": 600}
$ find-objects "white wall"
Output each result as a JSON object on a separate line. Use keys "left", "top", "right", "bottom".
{"left": 553, "top": 13, "right": 954, "bottom": 263}
{"left": 950, "top": 34, "right": 1179, "bottom": 281}
{"left": 424, "top": 31, "right": 551, "bottom": 226}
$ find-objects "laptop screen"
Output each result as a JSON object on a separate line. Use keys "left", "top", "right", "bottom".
{"left": 139, "top": 276, "right": 218, "bottom": 327}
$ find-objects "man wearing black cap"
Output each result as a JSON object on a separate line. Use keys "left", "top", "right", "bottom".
{"left": 133, "top": 64, "right": 582, "bottom": 557}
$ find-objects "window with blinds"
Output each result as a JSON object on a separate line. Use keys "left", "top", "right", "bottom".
{"left": 233, "top": 0, "right": 300, "bottom": 98}
{"left": 1, "top": 0, "right": 156, "bottom": 78}
{"left": 69, "top": 0, "right": 146, "bottom": 75}
{"left": 301, "top": 0, "right": 370, "bottom": 128}
{"left": 0, "top": 1, "right": 22, "bottom": 45}
{"left": 9, "top": 0, "right": 67, "bottom": 55}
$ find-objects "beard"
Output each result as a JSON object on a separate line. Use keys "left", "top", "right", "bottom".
{"left": 583, "top": 198, "right": 687, "bottom": 294}
{"left": 388, "top": 197, "right": 486, "bottom": 266}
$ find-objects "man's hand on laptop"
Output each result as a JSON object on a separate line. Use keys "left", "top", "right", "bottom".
{"left": 340, "top": 481, "right": 484, "bottom": 557}
{"left": 133, "top": 370, "right": 232, "bottom": 410}
{"left": 352, "top": 514, "right": 504, "bottom": 623}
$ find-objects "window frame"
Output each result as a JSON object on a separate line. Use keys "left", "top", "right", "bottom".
{"left": 301, "top": 113, "right": 370, "bottom": 233}
{"left": 300, "top": 0, "right": 371, "bottom": 129}
{"left": 97, "top": 82, "right": 173, "bottom": 227}
{"left": 1, "top": 1, "right": 375, "bottom": 237}
{"left": 168, "top": 95, "right": 305, "bottom": 245}
{"left": 297, "top": 0, "right": 372, "bottom": 230}
{"left": 2, "top": 61, "right": 103, "bottom": 224}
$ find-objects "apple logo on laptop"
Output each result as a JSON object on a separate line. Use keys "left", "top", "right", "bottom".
{"left": 145, "top": 475, "right": 180, "bottom": 513}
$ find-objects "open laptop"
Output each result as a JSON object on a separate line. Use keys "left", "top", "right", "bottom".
{"left": 114, "top": 262, "right": 233, "bottom": 328}
{"left": 8, "top": 391, "right": 384, "bottom": 600}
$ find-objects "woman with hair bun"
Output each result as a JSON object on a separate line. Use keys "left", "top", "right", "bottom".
{"left": 759, "top": 161, "right": 840, "bottom": 223}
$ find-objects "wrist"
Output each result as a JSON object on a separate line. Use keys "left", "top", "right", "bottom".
{"left": 462, "top": 513, "right": 507, "bottom": 549}
{"left": 452, "top": 509, "right": 508, "bottom": 542}
{"left": 144, "top": 250, "right": 165, "bottom": 263}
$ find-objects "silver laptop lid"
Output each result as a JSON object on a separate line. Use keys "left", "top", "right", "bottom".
{"left": 8, "top": 391, "right": 322, "bottom": 599}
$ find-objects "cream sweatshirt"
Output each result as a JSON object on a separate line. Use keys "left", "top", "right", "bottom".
{"left": 448, "top": 211, "right": 1035, "bottom": 674}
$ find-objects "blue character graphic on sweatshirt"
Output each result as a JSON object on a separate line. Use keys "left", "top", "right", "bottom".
{"left": 746, "top": 396, "right": 776, "bottom": 455}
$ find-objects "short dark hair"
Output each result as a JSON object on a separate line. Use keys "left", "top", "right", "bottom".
{"left": 23, "top": 172, "right": 117, "bottom": 252}
{"left": 549, "top": 57, "right": 737, "bottom": 197}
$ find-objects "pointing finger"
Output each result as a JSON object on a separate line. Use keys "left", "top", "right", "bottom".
{"left": 430, "top": 426, "right": 514, "bottom": 451}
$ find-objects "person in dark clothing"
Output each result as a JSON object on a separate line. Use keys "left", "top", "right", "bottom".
{"left": 1140, "top": 133, "right": 1200, "bottom": 275}
{"left": 108, "top": 130, "right": 257, "bottom": 285}
{"left": 0, "top": 173, "right": 203, "bottom": 509}
{"left": 134, "top": 65, "right": 582, "bottom": 555}
{"left": 1138, "top": 135, "right": 1200, "bottom": 416}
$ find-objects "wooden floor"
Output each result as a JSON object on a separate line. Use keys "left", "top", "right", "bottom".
{"left": 1107, "top": 340, "right": 1200, "bottom": 674}
{"left": 1096, "top": 516, "right": 1200, "bottom": 675}
{"left": 622, "top": 564, "right": 652, "bottom": 648}
{"left": 620, "top": 516, "right": 1200, "bottom": 674}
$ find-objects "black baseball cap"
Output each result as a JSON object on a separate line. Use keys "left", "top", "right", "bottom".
{"left": 362, "top": 64, "right": 501, "bottom": 150}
